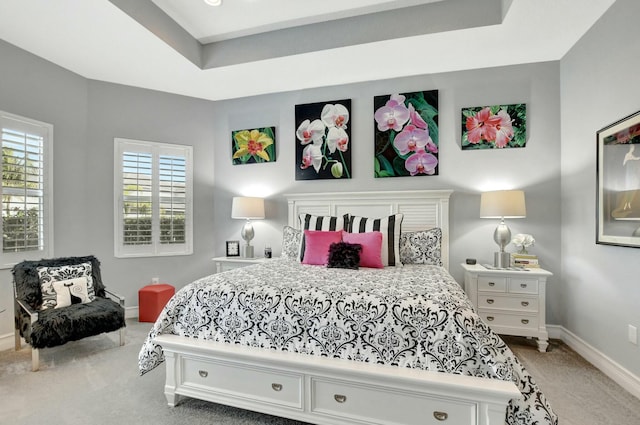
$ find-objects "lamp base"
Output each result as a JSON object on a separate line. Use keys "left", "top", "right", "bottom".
{"left": 242, "top": 245, "right": 254, "bottom": 259}
{"left": 494, "top": 252, "right": 511, "bottom": 268}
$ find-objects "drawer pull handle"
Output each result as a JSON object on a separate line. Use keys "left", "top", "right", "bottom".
{"left": 334, "top": 394, "right": 347, "bottom": 403}
{"left": 486, "top": 299, "right": 494, "bottom": 304}
{"left": 488, "top": 282, "right": 495, "bottom": 286}
{"left": 198, "top": 370, "right": 208, "bottom": 378}
{"left": 520, "top": 284, "right": 527, "bottom": 288}
{"left": 521, "top": 301, "right": 529, "bottom": 307}
{"left": 433, "top": 411, "right": 449, "bottom": 421}
{"left": 487, "top": 316, "right": 495, "bottom": 321}
{"left": 521, "top": 319, "right": 529, "bottom": 324}
{"left": 271, "top": 383, "right": 282, "bottom": 392}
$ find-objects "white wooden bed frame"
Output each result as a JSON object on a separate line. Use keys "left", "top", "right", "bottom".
{"left": 156, "top": 190, "right": 520, "bottom": 425}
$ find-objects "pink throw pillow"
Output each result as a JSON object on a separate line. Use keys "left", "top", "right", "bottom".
{"left": 342, "top": 231, "right": 384, "bottom": 268}
{"left": 302, "top": 230, "right": 343, "bottom": 265}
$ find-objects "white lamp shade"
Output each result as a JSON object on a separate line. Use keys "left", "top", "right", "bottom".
{"left": 231, "top": 197, "right": 265, "bottom": 219}
{"left": 480, "top": 190, "right": 526, "bottom": 218}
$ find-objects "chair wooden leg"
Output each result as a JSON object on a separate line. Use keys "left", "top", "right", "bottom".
{"left": 119, "top": 327, "right": 125, "bottom": 346}
{"left": 15, "top": 331, "right": 21, "bottom": 351}
{"left": 31, "top": 348, "right": 39, "bottom": 372}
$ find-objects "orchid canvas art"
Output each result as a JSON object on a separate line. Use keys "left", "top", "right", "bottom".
{"left": 374, "top": 91, "right": 439, "bottom": 178}
{"left": 295, "top": 99, "right": 352, "bottom": 180}
{"left": 232, "top": 127, "right": 276, "bottom": 165}
{"left": 461, "top": 104, "right": 526, "bottom": 150}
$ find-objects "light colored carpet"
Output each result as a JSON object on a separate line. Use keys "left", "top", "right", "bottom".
{"left": 1, "top": 320, "right": 639, "bottom": 425}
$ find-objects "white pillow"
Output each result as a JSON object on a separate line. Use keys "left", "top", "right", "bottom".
{"left": 52, "top": 277, "right": 92, "bottom": 308}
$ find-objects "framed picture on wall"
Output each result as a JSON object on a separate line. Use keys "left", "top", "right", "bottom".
{"left": 461, "top": 103, "right": 526, "bottom": 150}
{"left": 596, "top": 109, "right": 640, "bottom": 247}
{"left": 294, "top": 99, "right": 352, "bottom": 180}
{"left": 374, "top": 90, "right": 439, "bottom": 178}
{"left": 232, "top": 127, "right": 276, "bottom": 165}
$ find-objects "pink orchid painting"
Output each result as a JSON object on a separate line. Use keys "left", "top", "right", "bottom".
{"left": 374, "top": 91, "right": 438, "bottom": 178}
{"left": 295, "top": 99, "right": 352, "bottom": 180}
{"left": 461, "top": 104, "right": 526, "bottom": 150}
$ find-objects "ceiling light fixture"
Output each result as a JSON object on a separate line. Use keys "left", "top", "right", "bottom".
{"left": 204, "top": 0, "right": 222, "bottom": 6}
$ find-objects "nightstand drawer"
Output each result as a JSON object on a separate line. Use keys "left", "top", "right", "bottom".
{"left": 478, "top": 294, "right": 538, "bottom": 312}
{"left": 479, "top": 312, "right": 537, "bottom": 330}
{"left": 477, "top": 276, "right": 507, "bottom": 292}
{"left": 508, "top": 279, "right": 538, "bottom": 294}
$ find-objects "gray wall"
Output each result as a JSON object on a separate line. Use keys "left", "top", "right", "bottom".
{"left": 560, "top": 0, "right": 640, "bottom": 377}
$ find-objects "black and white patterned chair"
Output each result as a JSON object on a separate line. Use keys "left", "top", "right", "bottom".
{"left": 13, "top": 255, "right": 125, "bottom": 371}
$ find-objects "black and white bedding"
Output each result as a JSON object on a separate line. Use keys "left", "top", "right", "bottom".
{"left": 138, "top": 258, "right": 557, "bottom": 425}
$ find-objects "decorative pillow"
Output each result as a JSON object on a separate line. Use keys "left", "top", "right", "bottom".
{"left": 327, "top": 242, "right": 362, "bottom": 269}
{"left": 341, "top": 231, "right": 383, "bottom": 268}
{"left": 298, "top": 213, "right": 349, "bottom": 261}
{"left": 347, "top": 214, "right": 403, "bottom": 267}
{"left": 400, "top": 228, "right": 442, "bottom": 266}
{"left": 302, "top": 230, "right": 342, "bottom": 265}
{"left": 52, "top": 277, "right": 92, "bottom": 308}
{"left": 38, "top": 262, "right": 96, "bottom": 310}
{"left": 281, "top": 225, "right": 302, "bottom": 259}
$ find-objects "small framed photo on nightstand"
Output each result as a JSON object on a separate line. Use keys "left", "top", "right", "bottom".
{"left": 226, "top": 240, "right": 240, "bottom": 257}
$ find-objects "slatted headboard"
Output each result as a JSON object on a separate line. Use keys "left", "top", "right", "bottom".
{"left": 284, "top": 190, "right": 452, "bottom": 270}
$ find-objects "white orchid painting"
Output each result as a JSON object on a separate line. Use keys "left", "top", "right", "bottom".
{"left": 295, "top": 99, "right": 352, "bottom": 180}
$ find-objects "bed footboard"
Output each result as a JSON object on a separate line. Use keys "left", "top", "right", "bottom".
{"left": 155, "top": 334, "right": 519, "bottom": 425}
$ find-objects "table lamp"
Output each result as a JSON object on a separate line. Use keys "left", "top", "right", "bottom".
{"left": 231, "top": 196, "right": 265, "bottom": 258}
{"left": 480, "top": 190, "right": 526, "bottom": 267}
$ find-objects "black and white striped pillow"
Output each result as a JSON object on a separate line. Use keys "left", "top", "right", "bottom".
{"left": 298, "top": 213, "right": 349, "bottom": 261}
{"left": 347, "top": 214, "right": 403, "bottom": 266}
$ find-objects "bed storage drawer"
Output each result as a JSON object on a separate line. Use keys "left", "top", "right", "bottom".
{"left": 181, "top": 357, "right": 303, "bottom": 408}
{"left": 310, "top": 378, "right": 476, "bottom": 425}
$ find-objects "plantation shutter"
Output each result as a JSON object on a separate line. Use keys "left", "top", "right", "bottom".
{"left": 115, "top": 138, "right": 192, "bottom": 258}
{"left": 0, "top": 111, "right": 53, "bottom": 267}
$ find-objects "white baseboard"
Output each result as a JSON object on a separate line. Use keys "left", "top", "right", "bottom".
{"left": 548, "top": 325, "right": 640, "bottom": 399}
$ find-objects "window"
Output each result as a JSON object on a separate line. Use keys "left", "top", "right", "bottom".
{"left": 114, "top": 138, "right": 193, "bottom": 258}
{"left": 0, "top": 111, "right": 53, "bottom": 268}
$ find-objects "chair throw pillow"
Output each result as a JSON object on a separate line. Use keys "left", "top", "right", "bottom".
{"left": 52, "top": 277, "right": 92, "bottom": 308}
{"left": 38, "top": 262, "right": 96, "bottom": 310}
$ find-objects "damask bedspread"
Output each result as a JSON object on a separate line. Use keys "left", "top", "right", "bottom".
{"left": 138, "top": 258, "right": 557, "bottom": 425}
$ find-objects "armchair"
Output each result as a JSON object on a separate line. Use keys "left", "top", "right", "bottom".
{"left": 13, "top": 255, "right": 125, "bottom": 371}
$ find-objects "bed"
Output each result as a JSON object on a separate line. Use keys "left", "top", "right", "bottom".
{"left": 139, "top": 190, "right": 557, "bottom": 425}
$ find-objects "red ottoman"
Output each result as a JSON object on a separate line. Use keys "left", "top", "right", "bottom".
{"left": 138, "top": 284, "right": 175, "bottom": 322}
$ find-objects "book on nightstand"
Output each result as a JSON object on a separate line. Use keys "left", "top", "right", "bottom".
{"left": 511, "top": 253, "right": 540, "bottom": 268}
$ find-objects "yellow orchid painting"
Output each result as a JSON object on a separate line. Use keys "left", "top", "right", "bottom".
{"left": 232, "top": 127, "right": 276, "bottom": 165}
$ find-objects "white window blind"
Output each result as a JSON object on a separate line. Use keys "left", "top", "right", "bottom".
{"left": 0, "top": 111, "right": 53, "bottom": 268}
{"left": 114, "top": 138, "right": 192, "bottom": 258}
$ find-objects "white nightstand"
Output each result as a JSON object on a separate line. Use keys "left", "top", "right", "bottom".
{"left": 212, "top": 256, "right": 270, "bottom": 273}
{"left": 461, "top": 263, "right": 553, "bottom": 352}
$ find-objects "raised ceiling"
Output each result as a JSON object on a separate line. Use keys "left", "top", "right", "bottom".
{"left": 0, "top": 0, "right": 616, "bottom": 101}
